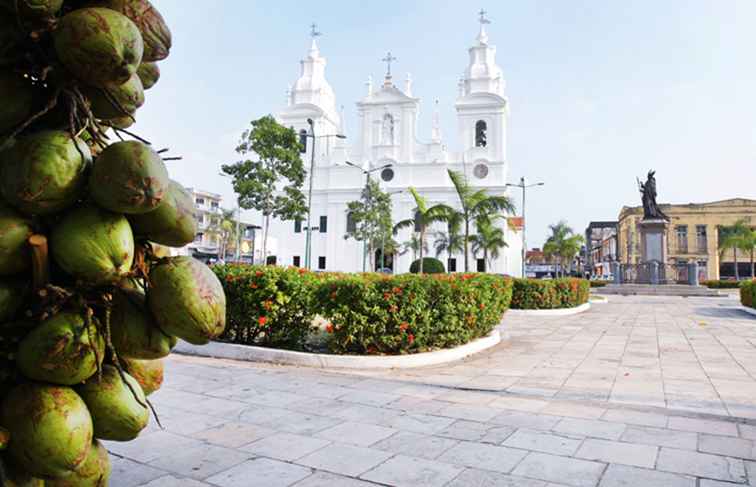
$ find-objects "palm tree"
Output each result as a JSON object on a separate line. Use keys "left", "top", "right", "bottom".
{"left": 207, "top": 209, "right": 238, "bottom": 261}
{"left": 447, "top": 170, "right": 516, "bottom": 272}
{"left": 434, "top": 211, "right": 464, "bottom": 267}
{"left": 393, "top": 188, "right": 450, "bottom": 273}
{"left": 399, "top": 234, "right": 429, "bottom": 262}
{"left": 543, "top": 221, "right": 584, "bottom": 277}
{"left": 470, "top": 217, "right": 508, "bottom": 272}
{"left": 718, "top": 219, "right": 751, "bottom": 280}
{"left": 747, "top": 227, "right": 756, "bottom": 279}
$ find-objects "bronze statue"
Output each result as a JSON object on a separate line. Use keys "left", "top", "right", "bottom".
{"left": 638, "top": 170, "right": 668, "bottom": 220}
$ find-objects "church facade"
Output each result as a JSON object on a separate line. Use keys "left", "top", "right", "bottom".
{"left": 270, "top": 16, "right": 523, "bottom": 275}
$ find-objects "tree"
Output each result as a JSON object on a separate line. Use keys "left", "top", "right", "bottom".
{"left": 344, "top": 178, "right": 393, "bottom": 272}
{"left": 392, "top": 188, "right": 450, "bottom": 273}
{"left": 747, "top": 227, "right": 756, "bottom": 279}
{"left": 207, "top": 208, "right": 238, "bottom": 260}
{"left": 434, "top": 211, "right": 464, "bottom": 265}
{"left": 221, "top": 115, "right": 307, "bottom": 264}
{"left": 470, "top": 217, "right": 508, "bottom": 272}
{"left": 447, "top": 170, "right": 516, "bottom": 272}
{"left": 718, "top": 219, "right": 752, "bottom": 280}
{"left": 543, "top": 221, "right": 584, "bottom": 277}
{"left": 399, "top": 233, "right": 429, "bottom": 262}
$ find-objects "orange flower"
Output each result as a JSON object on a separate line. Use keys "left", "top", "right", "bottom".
{"left": 258, "top": 316, "right": 267, "bottom": 326}
{"left": 389, "top": 305, "right": 398, "bottom": 313}
{"left": 298, "top": 268, "right": 307, "bottom": 274}
{"left": 263, "top": 300, "right": 273, "bottom": 310}
{"left": 392, "top": 286, "right": 402, "bottom": 295}
{"left": 325, "top": 323, "right": 334, "bottom": 333}
{"left": 250, "top": 283, "right": 258, "bottom": 289}
{"left": 408, "top": 334, "right": 415, "bottom": 345}
{"left": 255, "top": 270, "right": 263, "bottom": 277}
{"left": 479, "top": 303, "right": 485, "bottom": 310}
{"left": 399, "top": 322, "right": 409, "bottom": 331}
{"left": 330, "top": 291, "right": 338, "bottom": 300}
{"left": 383, "top": 292, "right": 391, "bottom": 300}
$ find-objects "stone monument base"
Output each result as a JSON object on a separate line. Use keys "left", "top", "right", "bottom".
{"left": 639, "top": 218, "right": 670, "bottom": 284}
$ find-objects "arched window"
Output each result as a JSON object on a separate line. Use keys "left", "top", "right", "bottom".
{"left": 475, "top": 120, "right": 487, "bottom": 148}
{"left": 299, "top": 129, "right": 308, "bottom": 153}
{"left": 346, "top": 212, "right": 356, "bottom": 233}
{"left": 414, "top": 210, "right": 422, "bottom": 232}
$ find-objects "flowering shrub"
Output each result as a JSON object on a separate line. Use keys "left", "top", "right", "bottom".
{"left": 703, "top": 280, "right": 744, "bottom": 289}
{"left": 314, "top": 273, "right": 512, "bottom": 354}
{"left": 409, "top": 257, "right": 445, "bottom": 274}
{"left": 510, "top": 278, "right": 590, "bottom": 310}
{"left": 212, "top": 265, "right": 329, "bottom": 350}
{"left": 742, "top": 280, "right": 756, "bottom": 309}
{"left": 589, "top": 280, "right": 609, "bottom": 288}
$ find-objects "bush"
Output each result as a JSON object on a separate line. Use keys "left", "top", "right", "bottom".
{"left": 703, "top": 280, "right": 743, "bottom": 289}
{"left": 511, "top": 278, "right": 590, "bottom": 310}
{"left": 741, "top": 280, "right": 756, "bottom": 309}
{"left": 212, "top": 264, "right": 328, "bottom": 350}
{"left": 409, "top": 257, "right": 445, "bottom": 274}
{"left": 590, "top": 280, "right": 609, "bottom": 288}
{"left": 314, "top": 273, "right": 512, "bottom": 354}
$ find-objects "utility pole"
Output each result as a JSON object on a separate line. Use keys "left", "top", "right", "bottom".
{"left": 506, "top": 177, "right": 544, "bottom": 278}
{"left": 345, "top": 161, "right": 392, "bottom": 272}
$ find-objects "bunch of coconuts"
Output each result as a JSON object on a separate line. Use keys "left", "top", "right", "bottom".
{"left": 0, "top": 1, "right": 227, "bottom": 485}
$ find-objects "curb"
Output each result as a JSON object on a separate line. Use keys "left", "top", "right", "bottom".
{"left": 174, "top": 330, "right": 504, "bottom": 369}
{"left": 740, "top": 306, "right": 756, "bottom": 318}
{"left": 506, "top": 302, "right": 591, "bottom": 317}
{"left": 589, "top": 296, "right": 608, "bottom": 304}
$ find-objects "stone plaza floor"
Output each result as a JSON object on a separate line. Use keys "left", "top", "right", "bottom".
{"left": 108, "top": 295, "right": 756, "bottom": 486}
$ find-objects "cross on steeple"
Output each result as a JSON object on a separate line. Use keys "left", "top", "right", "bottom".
{"left": 310, "top": 23, "right": 322, "bottom": 39}
{"left": 382, "top": 51, "right": 397, "bottom": 78}
{"left": 478, "top": 9, "right": 491, "bottom": 25}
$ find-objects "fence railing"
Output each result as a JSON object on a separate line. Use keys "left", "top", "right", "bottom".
{"left": 616, "top": 262, "right": 699, "bottom": 285}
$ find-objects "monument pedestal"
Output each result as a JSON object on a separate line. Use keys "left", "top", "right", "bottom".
{"left": 639, "top": 218, "right": 669, "bottom": 284}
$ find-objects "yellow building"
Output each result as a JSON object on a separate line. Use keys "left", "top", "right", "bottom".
{"left": 618, "top": 198, "right": 756, "bottom": 280}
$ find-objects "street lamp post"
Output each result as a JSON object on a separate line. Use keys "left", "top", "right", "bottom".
{"left": 506, "top": 177, "right": 544, "bottom": 278}
{"left": 303, "top": 118, "right": 346, "bottom": 270}
{"left": 345, "top": 161, "right": 392, "bottom": 272}
{"left": 382, "top": 190, "right": 404, "bottom": 273}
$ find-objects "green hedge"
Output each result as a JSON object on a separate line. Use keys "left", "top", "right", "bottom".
{"left": 511, "top": 278, "right": 590, "bottom": 310}
{"left": 703, "top": 280, "right": 743, "bottom": 289}
{"left": 315, "top": 273, "right": 512, "bottom": 354}
{"left": 742, "top": 280, "right": 756, "bottom": 309}
{"left": 590, "top": 280, "right": 609, "bottom": 288}
{"left": 409, "top": 257, "right": 445, "bottom": 274}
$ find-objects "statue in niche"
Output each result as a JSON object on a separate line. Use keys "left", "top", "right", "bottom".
{"left": 382, "top": 113, "right": 395, "bottom": 145}
{"left": 637, "top": 170, "right": 668, "bottom": 220}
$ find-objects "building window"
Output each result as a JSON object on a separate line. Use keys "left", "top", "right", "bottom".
{"left": 414, "top": 211, "right": 422, "bottom": 232}
{"left": 299, "top": 129, "right": 307, "bottom": 153}
{"left": 293, "top": 256, "right": 301, "bottom": 267}
{"left": 319, "top": 216, "right": 327, "bottom": 233}
{"left": 194, "top": 232, "right": 203, "bottom": 243}
{"left": 346, "top": 212, "right": 356, "bottom": 233}
{"left": 210, "top": 201, "right": 219, "bottom": 209}
{"left": 676, "top": 225, "right": 688, "bottom": 253}
{"left": 475, "top": 120, "right": 487, "bottom": 147}
{"left": 476, "top": 258, "right": 486, "bottom": 272}
{"left": 195, "top": 197, "right": 205, "bottom": 205}
{"left": 318, "top": 256, "right": 326, "bottom": 270}
{"left": 294, "top": 220, "right": 302, "bottom": 233}
{"left": 696, "top": 225, "right": 707, "bottom": 252}
{"left": 448, "top": 258, "right": 457, "bottom": 272}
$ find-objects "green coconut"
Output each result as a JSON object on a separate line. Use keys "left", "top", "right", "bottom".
{"left": 111, "top": 288, "right": 175, "bottom": 359}
{"left": 0, "top": 0, "right": 63, "bottom": 21}
{"left": 51, "top": 205, "right": 134, "bottom": 283}
{"left": 98, "top": 0, "right": 171, "bottom": 62}
{"left": 122, "top": 357, "right": 163, "bottom": 395}
{"left": 129, "top": 180, "right": 196, "bottom": 246}
{"left": 89, "top": 140, "right": 168, "bottom": 214}
{"left": 109, "top": 116, "right": 134, "bottom": 129}
{"left": 16, "top": 311, "right": 105, "bottom": 385}
{"left": 0, "top": 278, "right": 26, "bottom": 322}
{"left": 0, "top": 13, "right": 22, "bottom": 68}
{"left": 0, "top": 425, "right": 8, "bottom": 449}
{"left": 47, "top": 440, "right": 110, "bottom": 487}
{"left": 0, "top": 71, "right": 35, "bottom": 134}
{"left": 82, "top": 73, "right": 144, "bottom": 121}
{"left": 0, "top": 203, "right": 32, "bottom": 275}
{"left": 76, "top": 365, "right": 149, "bottom": 441}
{"left": 136, "top": 61, "right": 159, "bottom": 89}
{"left": 0, "top": 130, "right": 91, "bottom": 216}
{"left": 148, "top": 256, "right": 226, "bottom": 345}
{"left": 1, "top": 458, "right": 45, "bottom": 486}
{"left": 54, "top": 7, "right": 143, "bottom": 88}
{"left": 1, "top": 383, "right": 93, "bottom": 479}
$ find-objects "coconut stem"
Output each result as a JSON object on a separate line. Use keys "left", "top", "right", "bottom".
{"left": 29, "top": 234, "right": 49, "bottom": 290}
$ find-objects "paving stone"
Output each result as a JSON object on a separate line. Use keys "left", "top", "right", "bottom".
{"left": 502, "top": 429, "right": 582, "bottom": 456}
{"left": 699, "top": 480, "right": 749, "bottom": 487}
{"left": 105, "top": 431, "right": 206, "bottom": 464}
{"left": 542, "top": 402, "right": 606, "bottom": 419}
{"left": 191, "top": 422, "right": 276, "bottom": 448}
{"left": 372, "top": 431, "right": 458, "bottom": 460}
{"left": 137, "top": 475, "right": 212, "bottom": 486}
{"left": 511, "top": 452, "right": 606, "bottom": 487}
{"left": 620, "top": 426, "right": 698, "bottom": 450}
{"left": 739, "top": 423, "right": 756, "bottom": 440}
{"left": 109, "top": 457, "right": 168, "bottom": 487}
{"left": 437, "top": 403, "right": 503, "bottom": 422}
{"left": 699, "top": 433, "right": 756, "bottom": 459}
{"left": 292, "top": 471, "right": 379, "bottom": 486}
{"left": 601, "top": 409, "right": 668, "bottom": 428}
{"left": 314, "top": 421, "right": 397, "bottom": 447}
{"left": 339, "top": 389, "right": 400, "bottom": 407}
{"left": 148, "top": 444, "right": 251, "bottom": 480}
{"left": 241, "top": 432, "right": 331, "bottom": 461}
{"left": 436, "top": 420, "right": 491, "bottom": 441}
{"left": 656, "top": 447, "right": 747, "bottom": 483}
{"left": 553, "top": 417, "right": 626, "bottom": 440}
{"left": 480, "top": 425, "right": 517, "bottom": 445}
{"left": 360, "top": 454, "right": 462, "bottom": 486}
{"left": 443, "top": 468, "right": 548, "bottom": 487}
{"left": 575, "top": 438, "right": 658, "bottom": 468}
{"left": 490, "top": 411, "right": 563, "bottom": 430}
{"left": 260, "top": 411, "right": 343, "bottom": 435}
{"left": 205, "top": 458, "right": 313, "bottom": 487}
{"left": 436, "top": 441, "right": 528, "bottom": 473}
{"left": 381, "top": 413, "right": 455, "bottom": 434}
{"left": 296, "top": 443, "right": 393, "bottom": 477}
{"left": 667, "top": 416, "right": 739, "bottom": 437}
{"left": 597, "top": 464, "right": 694, "bottom": 487}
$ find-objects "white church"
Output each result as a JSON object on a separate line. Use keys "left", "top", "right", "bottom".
{"left": 270, "top": 14, "right": 523, "bottom": 275}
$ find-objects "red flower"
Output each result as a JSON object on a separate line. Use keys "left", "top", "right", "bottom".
{"left": 383, "top": 292, "right": 391, "bottom": 300}
{"left": 392, "top": 286, "right": 402, "bottom": 295}
{"left": 225, "top": 275, "right": 233, "bottom": 282}
{"left": 263, "top": 300, "right": 273, "bottom": 310}
{"left": 255, "top": 271, "right": 263, "bottom": 277}
{"left": 326, "top": 323, "right": 334, "bottom": 333}
{"left": 330, "top": 291, "right": 338, "bottom": 300}
{"left": 298, "top": 268, "right": 307, "bottom": 274}
{"left": 250, "top": 283, "right": 258, "bottom": 289}
{"left": 258, "top": 316, "right": 267, "bottom": 326}
{"left": 408, "top": 334, "right": 415, "bottom": 345}
{"left": 479, "top": 303, "right": 485, "bottom": 310}
{"left": 399, "top": 322, "right": 409, "bottom": 331}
